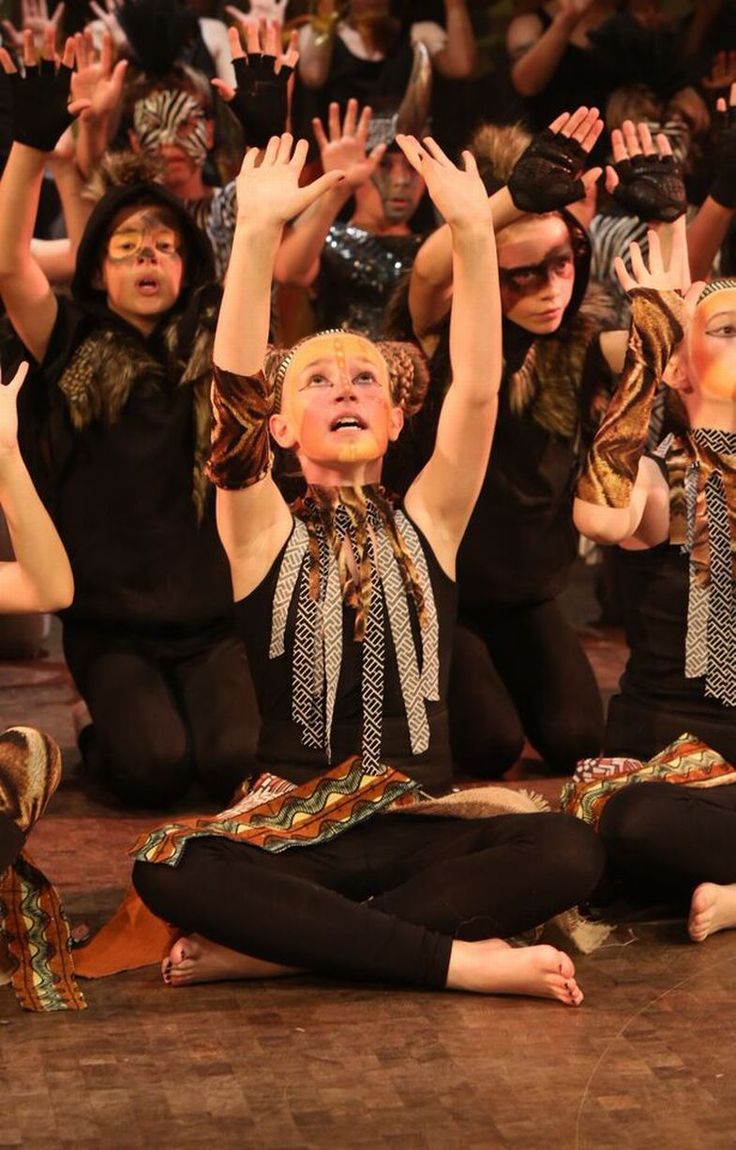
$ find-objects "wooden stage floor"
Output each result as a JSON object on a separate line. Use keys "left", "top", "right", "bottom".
{"left": 2, "top": 589, "right": 735, "bottom": 1150}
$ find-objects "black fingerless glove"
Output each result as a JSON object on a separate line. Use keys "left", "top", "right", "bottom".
{"left": 508, "top": 127, "right": 587, "bottom": 213}
{"left": 711, "top": 102, "right": 736, "bottom": 209}
{"left": 227, "top": 54, "right": 294, "bottom": 147}
{"left": 9, "top": 59, "right": 74, "bottom": 152}
{"left": 611, "top": 153, "right": 686, "bottom": 222}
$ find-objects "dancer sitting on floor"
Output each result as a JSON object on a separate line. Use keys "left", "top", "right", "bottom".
{"left": 0, "top": 359, "right": 84, "bottom": 1012}
{"left": 131, "top": 130, "right": 606, "bottom": 1005}
{"left": 574, "top": 212, "right": 736, "bottom": 945}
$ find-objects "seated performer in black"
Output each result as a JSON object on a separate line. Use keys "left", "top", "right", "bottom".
{"left": 0, "top": 29, "right": 261, "bottom": 808}
{"left": 574, "top": 216, "right": 736, "bottom": 945}
{"left": 132, "top": 131, "right": 606, "bottom": 1003}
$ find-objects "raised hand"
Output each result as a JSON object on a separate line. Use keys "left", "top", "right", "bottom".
{"left": 396, "top": 134, "right": 490, "bottom": 232}
{"left": 605, "top": 119, "right": 686, "bottom": 223}
{"left": 236, "top": 132, "right": 344, "bottom": 226}
{"left": 702, "top": 50, "right": 736, "bottom": 92}
{"left": 212, "top": 20, "right": 298, "bottom": 145}
{"left": 614, "top": 218, "right": 690, "bottom": 296}
{"left": 313, "top": 99, "right": 386, "bottom": 191}
{"left": 710, "top": 82, "right": 736, "bottom": 209}
{"left": 70, "top": 29, "right": 127, "bottom": 123}
{"left": 2, "top": 0, "right": 65, "bottom": 51}
{"left": 225, "top": 2, "right": 289, "bottom": 30}
{"left": 0, "top": 26, "right": 91, "bottom": 152}
{"left": 87, "top": 0, "right": 130, "bottom": 55}
{"left": 508, "top": 105, "right": 603, "bottom": 213}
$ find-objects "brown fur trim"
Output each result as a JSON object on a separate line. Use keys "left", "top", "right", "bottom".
{"left": 468, "top": 122, "right": 532, "bottom": 188}
{"left": 83, "top": 150, "right": 166, "bottom": 204}
{"left": 57, "top": 309, "right": 216, "bottom": 519}
{"left": 508, "top": 283, "right": 619, "bottom": 441}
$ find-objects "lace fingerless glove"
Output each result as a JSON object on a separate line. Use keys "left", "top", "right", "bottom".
{"left": 508, "top": 128, "right": 587, "bottom": 213}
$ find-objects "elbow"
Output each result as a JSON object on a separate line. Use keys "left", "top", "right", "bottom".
{"left": 40, "top": 570, "right": 74, "bottom": 612}
{"left": 573, "top": 498, "right": 629, "bottom": 546}
{"left": 510, "top": 67, "right": 541, "bottom": 98}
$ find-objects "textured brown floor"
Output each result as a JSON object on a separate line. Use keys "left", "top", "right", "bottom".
{"left": 3, "top": 582, "right": 736, "bottom": 1150}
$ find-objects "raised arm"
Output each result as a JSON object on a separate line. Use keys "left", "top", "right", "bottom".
{"left": 0, "top": 30, "right": 89, "bottom": 363}
{"left": 274, "top": 98, "right": 385, "bottom": 287}
{"left": 574, "top": 224, "right": 695, "bottom": 548}
{"left": 409, "top": 106, "right": 603, "bottom": 340}
{"left": 0, "top": 361, "right": 73, "bottom": 611}
{"left": 429, "top": 0, "right": 476, "bottom": 80}
{"left": 507, "top": 2, "right": 592, "bottom": 98}
{"left": 211, "top": 134, "right": 344, "bottom": 600}
{"left": 399, "top": 136, "right": 500, "bottom": 574}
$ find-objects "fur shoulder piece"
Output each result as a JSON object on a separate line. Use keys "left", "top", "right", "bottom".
{"left": 83, "top": 151, "right": 165, "bottom": 204}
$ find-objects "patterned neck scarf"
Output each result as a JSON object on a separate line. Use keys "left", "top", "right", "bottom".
{"left": 269, "top": 485, "right": 439, "bottom": 771}
{"left": 665, "top": 428, "right": 736, "bottom": 705}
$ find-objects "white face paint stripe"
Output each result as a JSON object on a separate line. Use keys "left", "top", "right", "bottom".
{"left": 133, "top": 90, "right": 209, "bottom": 163}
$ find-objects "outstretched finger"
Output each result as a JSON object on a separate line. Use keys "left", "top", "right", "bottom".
{"left": 4, "top": 360, "right": 29, "bottom": 396}
{"left": 638, "top": 121, "right": 655, "bottom": 155}
{"left": 263, "top": 18, "right": 281, "bottom": 58}
{"left": 227, "top": 24, "right": 245, "bottom": 60}
{"left": 0, "top": 47, "right": 18, "bottom": 75}
{"left": 629, "top": 240, "right": 648, "bottom": 281}
{"left": 296, "top": 168, "right": 346, "bottom": 213}
{"left": 342, "top": 97, "right": 358, "bottom": 137}
{"left": 559, "top": 106, "right": 590, "bottom": 138}
{"left": 211, "top": 78, "right": 235, "bottom": 103}
{"left": 578, "top": 115, "right": 603, "bottom": 154}
{"left": 622, "top": 119, "right": 642, "bottom": 157}
{"left": 419, "top": 136, "right": 452, "bottom": 165}
{"left": 547, "top": 111, "right": 571, "bottom": 134}
{"left": 312, "top": 116, "right": 328, "bottom": 152}
{"left": 603, "top": 164, "right": 619, "bottom": 194}
{"left": 286, "top": 136, "right": 308, "bottom": 169}
{"left": 245, "top": 18, "right": 263, "bottom": 56}
{"left": 279, "top": 29, "right": 299, "bottom": 71}
{"left": 50, "top": 1, "right": 65, "bottom": 27}
{"left": 655, "top": 131, "right": 672, "bottom": 157}
{"left": 581, "top": 166, "right": 602, "bottom": 194}
{"left": 60, "top": 32, "right": 76, "bottom": 69}
{"left": 394, "top": 133, "right": 425, "bottom": 175}
{"left": 327, "top": 100, "right": 341, "bottom": 142}
{"left": 614, "top": 254, "right": 634, "bottom": 292}
{"left": 647, "top": 227, "right": 664, "bottom": 275}
{"left": 355, "top": 103, "right": 372, "bottom": 147}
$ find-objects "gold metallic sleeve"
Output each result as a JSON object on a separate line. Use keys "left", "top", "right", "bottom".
{"left": 576, "top": 289, "right": 685, "bottom": 508}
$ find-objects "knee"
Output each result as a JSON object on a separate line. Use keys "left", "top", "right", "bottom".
{"left": 198, "top": 728, "right": 260, "bottom": 803}
{"left": 0, "top": 727, "right": 61, "bottom": 832}
{"left": 598, "top": 782, "right": 671, "bottom": 864}
{"left": 534, "top": 710, "right": 604, "bottom": 775}
{"left": 95, "top": 728, "right": 192, "bottom": 808}
{"left": 536, "top": 813, "right": 607, "bottom": 900}
{"left": 449, "top": 700, "right": 524, "bottom": 778}
{"left": 133, "top": 859, "right": 188, "bottom": 925}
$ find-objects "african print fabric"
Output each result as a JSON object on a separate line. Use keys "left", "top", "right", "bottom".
{"left": 131, "top": 756, "right": 419, "bottom": 866}
{"left": 0, "top": 727, "right": 85, "bottom": 1012}
{"left": 560, "top": 732, "right": 736, "bottom": 828}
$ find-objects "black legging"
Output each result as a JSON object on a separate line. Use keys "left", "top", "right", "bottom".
{"left": 63, "top": 621, "right": 260, "bottom": 807}
{"left": 599, "top": 781, "right": 736, "bottom": 896}
{"left": 133, "top": 810, "right": 605, "bottom": 988}
{"left": 449, "top": 599, "right": 605, "bottom": 777}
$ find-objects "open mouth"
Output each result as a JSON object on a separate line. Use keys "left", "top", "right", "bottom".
{"left": 136, "top": 276, "right": 160, "bottom": 293}
{"left": 330, "top": 415, "right": 367, "bottom": 431}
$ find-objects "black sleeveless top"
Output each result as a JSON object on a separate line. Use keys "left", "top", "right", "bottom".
{"left": 235, "top": 511, "right": 456, "bottom": 792}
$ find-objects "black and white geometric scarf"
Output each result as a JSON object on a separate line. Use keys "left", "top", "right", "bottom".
{"left": 269, "top": 485, "right": 440, "bottom": 773}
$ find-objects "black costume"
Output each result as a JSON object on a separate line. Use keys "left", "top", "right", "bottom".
{"left": 133, "top": 363, "right": 605, "bottom": 988}
{"left": 17, "top": 181, "right": 258, "bottom": 807}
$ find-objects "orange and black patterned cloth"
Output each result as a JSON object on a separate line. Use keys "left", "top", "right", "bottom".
{"left": 0, "top": 727, "right": 85, "bottom": 1012}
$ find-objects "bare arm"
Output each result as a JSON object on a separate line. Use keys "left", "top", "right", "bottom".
{"left": 214, "top": 136, "right": 344, "bottom": 599}
{"left": 399, "top": 137, "right": 500, "bottom": 575}
{"left": 0, "top": 362, "right": 73, "bottom": 611}
{"left": 431, "top": 0, "right": 476, "bottom": 79}
{"left": 273, "top": 99, "right": 384, "bottom": 287}
{"left": 507, "top": 7, "right": 579, "bottom": 98}
{"left": 296, "top": 14, "right": 338, "bottom": 90}
{"left": 409, "top": 106, "right": 603, "bottom": 339}
{"left": 0, "top": 32, "right": 89, "bottom": 362}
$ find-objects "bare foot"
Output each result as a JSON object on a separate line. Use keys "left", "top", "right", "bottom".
{"left": 446, "top": 938, "right": 583, "bottom": 1006}
{"left": 688, "top": 882, "right": 736, "bottom": 942}
{"left": 162, "top": 934, "right": 300, "bottom": 988}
